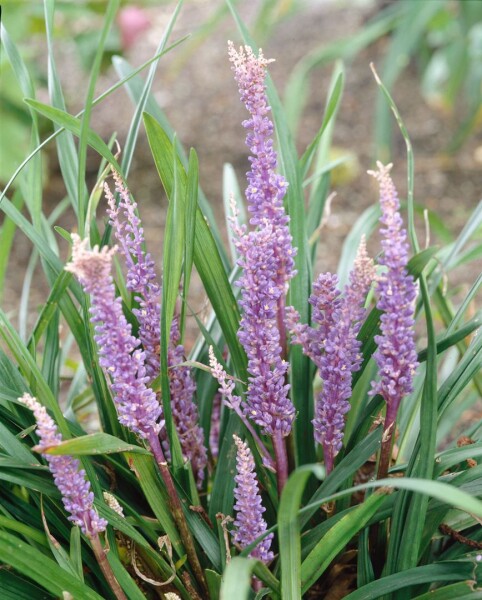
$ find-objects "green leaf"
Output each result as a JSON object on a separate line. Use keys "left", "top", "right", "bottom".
{"left": 344, "top": 560, "right": 477, "bottom": 600}
{"left": 180, "top": 148, "right": 199, "bottom": 339}
{"left": 283, "top": 4, "right": 401, "bottom": 134}
{"left": 301, "top": 490, "right": 388, "bottom": 593}
{"left": 42, "top": 433, "right": 149, "bottom": 456}
{"left": 0, "top": 569, "right": 53, "bottom": 600}
{"left": 126, "top": 453, "right": 181, "bottom": 556}
{"left": 374, "top": 0, "right": 441, "bottom": 159}
{"left": 0, "top": 516, "right": 47, "bottom": 547}
{"left": 0, "top": 308, "right": 69, "bottom": 438}
{"left": 301, "top": 426, "right": 382, "bottom": 528}
{"left": 1, "top": 37, "right": 188, "bottom": 205}
{"left": 120, "top": 0, "right": 183, "bottom": 178}
{"left": 106, "top": 549, "right": 147, "bottom": 600}
{"left": 159, "top": 137, "right": 186, "bottom": 470}
{"left": 412, "top": 581, "right": 482, "bottom": 599}
{"left": 299, "top": 70, "right": 345, "bottom": 177}
{"left": 206, "top": 569, "right": 222, "bottom": 600}
{"left": 24, "top": 99, "right": 121, "bottom": 174}
{"left": 70, "top": 526, "right": 83, "bottom": 581}
{"left": 76, "top": 0, "right": 119, "bottom": 235}
{"left": 278, "top": 465, "right": 325, "bottom": 599}
{"left": 220, "top": 557, "right": 257, "bottom": 600}
{"left": 0, "top": 530, "right": 103, "bottom": 599}
{"left": 40, "top": 505, "right": 80, "bottom": 579}
{"left": 417, "top": 313, "right": 481, "bottom": 363}
{"left": 0, "top": 191, "right": 22, "bottom": 302}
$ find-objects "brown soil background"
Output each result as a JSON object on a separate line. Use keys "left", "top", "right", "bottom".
{"left": 3, "top": 0, "right": 481, "bottom": 346}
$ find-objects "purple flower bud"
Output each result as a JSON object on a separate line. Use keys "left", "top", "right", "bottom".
{"left": 232, "top": 435, "right": 274, "bottom": 563}
{"left": 66, "top": 235, "right": 162, "bottom": 438}
{"left": 18, "top": 394, "right": 107, "bottom": 537}
{"left": 368, "top": 163, "right": 419, "bottom": 422}
{"left": 209, "top": 392, "right": 222, "bottom": 460}
{"left": 105, "top": 172, "right": 161, "bottom": 383}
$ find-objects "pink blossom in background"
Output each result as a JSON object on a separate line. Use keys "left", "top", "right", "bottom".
{"left": 117, "top": 6, "right": 151, "bottom": 50}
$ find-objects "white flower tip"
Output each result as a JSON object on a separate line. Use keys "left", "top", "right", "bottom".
{"left": 18, "top": 393, "right": 38, "bottom": 411}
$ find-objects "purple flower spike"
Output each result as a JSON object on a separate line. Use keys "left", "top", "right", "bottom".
{"left": 66, "top": 235, "right": 162, "bottom": 439}
{"left": 232, "top": 435, "right": 274, "bottom": 563}
{"left": 313, "top": 238, "right": 375, "bottom": 472}
{"left": 287, "top": 239, "right": 374, "bottom": 472}
{"left": 106, "top": 176, "right": 206, "bottom": 485}
{"left": 168, "top": 319, "right": 207, "bottom": 487}
{"left": 368, "top": 163, "right": 419, "bottom": 426}
{"left": 18, "top": 394, "right": 107, "bottom": 537}
{"left": 105, "top": 172, "right": 161, "bottom": 382}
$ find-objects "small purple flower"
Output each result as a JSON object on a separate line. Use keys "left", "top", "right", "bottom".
{"left": 368, "top": 163, "right": 419, "bottom": 425}
{"left": 105, "top": 172, "right": 161, "bottom": 383}
{"left": 66, "top": 235, "right": 162, "bottom": 439}
{"left": 232, "top": 435, "right": 274, "bottom": 563}
{"left": 18, "top": 393, "right": 107, "bottom": 537}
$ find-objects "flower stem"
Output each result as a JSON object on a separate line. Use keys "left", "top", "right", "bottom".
{"left": 90, "top": 533, "right": 127, "bottom": 600}
{"left": 147, "top": 431, "right": 207, "bottom": 596}
{"left": 376, "top": 405, "right": 397, "bottom": 482}
{"left": 370, "top": 404, "right": 397, "bottom": 574}
{"left": 273, "top": 430, "right": 289, "bottom": 495}
{"left": 229, "top": 400, "right": 276, "bottom": 472}
{"left": 323, "top": 444, "right": 334, "bottom": 476}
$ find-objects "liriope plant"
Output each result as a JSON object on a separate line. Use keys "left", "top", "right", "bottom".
{"left": 0, "top": 2, "right": 481, "bottom": 599}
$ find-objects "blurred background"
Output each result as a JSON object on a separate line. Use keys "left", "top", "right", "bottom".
{"left": 2, "top": 0, "right": 481, "bottom": 344}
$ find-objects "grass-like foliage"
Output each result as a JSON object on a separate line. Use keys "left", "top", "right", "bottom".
{"left": 1, "top": 2, "right": 481, "bottom": 599}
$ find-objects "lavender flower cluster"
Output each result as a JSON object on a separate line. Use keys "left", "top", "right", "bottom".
{"left": 18, "top": 394, "right": 107, "bottom": 537}
{"left": 168, "top": 318, "right": 207, "bottom": 485}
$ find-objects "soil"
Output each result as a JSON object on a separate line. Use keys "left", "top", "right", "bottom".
{"left": 3, "top": 0, "right": 481, "bottom": 344}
